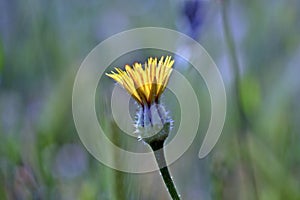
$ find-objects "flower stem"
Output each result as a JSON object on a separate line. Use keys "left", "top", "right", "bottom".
{"left": 143, "top": 123, "right": 181, "bottom": 200}
{"left": 149, "top": 140, "right": 181, "bottom": 200}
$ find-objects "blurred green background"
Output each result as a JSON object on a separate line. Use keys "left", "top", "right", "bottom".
{"left": 1, "top": 0, "right": 300, "bottom": 199}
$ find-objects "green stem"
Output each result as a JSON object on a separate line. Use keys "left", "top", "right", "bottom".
{"left": 221, "top": 1, "right": 259, "bottom": 199}
{"left": 149, "top": 140, "right": 181, "bottom": 200}
{"left": 143, "top": 123, "right": 181, "bottom": 200}
{"left": 221, "top": 0, "right": 248, "bottom": 128}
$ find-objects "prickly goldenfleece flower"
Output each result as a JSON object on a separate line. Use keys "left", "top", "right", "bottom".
{"left": 106, "top": 56, "right": 174, "bottom": 138}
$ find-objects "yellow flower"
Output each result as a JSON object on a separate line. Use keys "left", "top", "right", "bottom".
{"left": 106, "top": 56, "right": 174, "bottom": 106}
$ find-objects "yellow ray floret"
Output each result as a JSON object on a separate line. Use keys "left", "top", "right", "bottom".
{"left": 106, "top": 56, "right": 174, "bottom": 105}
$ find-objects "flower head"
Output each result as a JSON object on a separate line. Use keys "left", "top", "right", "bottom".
{"left": 106, "top": 56, "right": 174, "bottom": 137}
{"left": 106, "top": 56, "right": 174, "bottom": 106}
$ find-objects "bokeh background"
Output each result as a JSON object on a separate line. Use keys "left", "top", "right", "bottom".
{"left": 1, "top": 0, "right": 300, "bottom": 199}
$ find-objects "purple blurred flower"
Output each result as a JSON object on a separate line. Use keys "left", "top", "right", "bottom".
{"left": 179, "top": 0, "right": 208, "bottom": 39}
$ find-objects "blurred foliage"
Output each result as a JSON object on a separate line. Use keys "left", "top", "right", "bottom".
{"left": 1, "top": 0, "right": 300, "bottom": 199}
